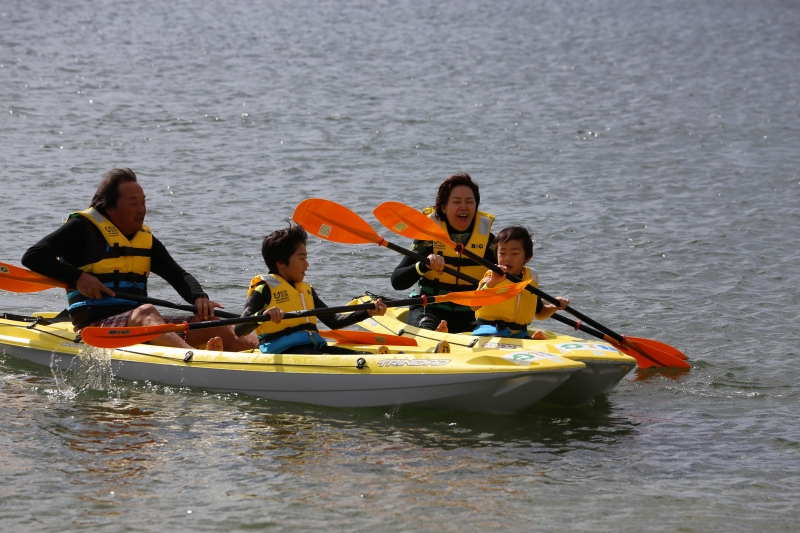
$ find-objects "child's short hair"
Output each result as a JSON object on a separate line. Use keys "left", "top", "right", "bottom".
{"left": 495, "top": 225, "right": 533, "bottom": 260}
{"left": 261, "top": 224, "right": 308, "bottom": 273}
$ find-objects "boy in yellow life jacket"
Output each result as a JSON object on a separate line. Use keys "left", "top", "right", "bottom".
{"left": 234, "top": 224, "right": 387, "bottom": 354}
{"left": 471, "top": 226, "right": 568, "bottom": 339}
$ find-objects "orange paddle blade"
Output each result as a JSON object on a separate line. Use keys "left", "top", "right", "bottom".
{"left": 0, "top": 262, "right": 68, "bottom": 292}
{"left": 319, "top": 330, "right": 418, "bottom": 346}
{"left": 624, "top": 338, "right": 691, "bottom": 369}
{"left": 293, "top": 198, "right": 383, "bottom": 245}
{"left": 610, "top": 342, "right": 665, "bottom": 369}
{"left": 608, "top": 337, "right": 690, "bottom": 369}
{"left": 373, "top": 202, "right": 456, "bottom": 247}
{"left": 627, "top": 336, "right": 687, "bottom": 360}
{"left": 435, "top": 280, "right": 530, "bottom": 307}
{"left": 81, "top": 323, "right": 189, "bottom": 349}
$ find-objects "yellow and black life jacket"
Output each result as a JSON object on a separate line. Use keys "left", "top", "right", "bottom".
{"left": 475, "top": 266, "right": 539, "bottom": 332}
{"left": 417, "top": 207, "right": 494, "bottom": 305}
{"left": 66, "top": 208, "right": 152, "bottom": 312}
{"left": 247, "top": 274, "right": 318, "bottom": 342}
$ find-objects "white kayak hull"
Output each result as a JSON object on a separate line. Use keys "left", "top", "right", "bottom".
{"left": 1, "top": 314, "right": 585, "bottom": 413}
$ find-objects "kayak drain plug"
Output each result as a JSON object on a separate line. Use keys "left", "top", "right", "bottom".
{"left": 184, "top": 351, "right": 194, "bottom": 362}
{"left": 356, "top": 358, "right": 366, "bottom": 369}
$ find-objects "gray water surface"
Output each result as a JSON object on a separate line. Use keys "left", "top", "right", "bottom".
{"left": 1, "top": 1, "right": 799, "bottom": 531}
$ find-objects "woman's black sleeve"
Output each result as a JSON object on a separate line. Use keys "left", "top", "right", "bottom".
{"left": 390, "top": 240, "right": 433, "bottom": 290}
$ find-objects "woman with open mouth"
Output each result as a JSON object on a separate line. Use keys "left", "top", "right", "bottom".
{"left": 389, "top": 173, "right": 497, "bottom": 333}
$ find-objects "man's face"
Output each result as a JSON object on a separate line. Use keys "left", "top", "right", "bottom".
{"left": 106, "top": 181, "right": 146, "bottom": 234}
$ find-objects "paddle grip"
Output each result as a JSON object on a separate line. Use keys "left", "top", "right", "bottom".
{"left": 549, "top": 313, "right": 606, "bottom": 342}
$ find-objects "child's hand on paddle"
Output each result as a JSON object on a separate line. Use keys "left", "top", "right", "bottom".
{"left": 260, "top": 306, "right": 284, "bottom": 323}
{"left": 481, "top": 267, "right": 507, "bottom": 289}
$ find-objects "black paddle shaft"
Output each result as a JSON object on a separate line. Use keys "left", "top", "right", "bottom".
{"left": 549, "top": 312, "right": 609, "bottom": 341}
{"left": 383, "top": 240, "right": 624, "bottom": 345}
{"left": 115, "top": 292, "right": 240, "bottom": 319}
{"left": 178, "top": 295, "right": 464, "bottom": 332}
{"left": 454, "top": 246, "right": 626, "bottom": 344}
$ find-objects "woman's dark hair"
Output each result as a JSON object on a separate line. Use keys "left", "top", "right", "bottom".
{"left": 434, "top": 173, "right": 480, "bottom": 220}
{"left": 90, "top": 168, "right": 138, "bottom": 214}
{"left": 495, "top": 225, "right": 534, "bottom": 260}
{"left": 261, "top": 223, "right": 308, "bottom": 273}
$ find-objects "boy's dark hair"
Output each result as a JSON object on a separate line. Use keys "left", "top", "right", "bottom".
{"left": 495, "top": 226, "right": 533, "bottom": 260}
{"left": 434, "top": 173, "right": 480, "bottom": 221}
{"left": 91, "top": 168, "right": 138, "bottom": 214}
{"left": 261, "top": 223, "right": 308, "bottom": 273}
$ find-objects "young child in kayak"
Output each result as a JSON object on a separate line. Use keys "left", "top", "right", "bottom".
{"left": 470, "top": 226, "right": 568, "bottom": 339}
{"left": 234, "top": 224, "right": 387, "bottom": 354}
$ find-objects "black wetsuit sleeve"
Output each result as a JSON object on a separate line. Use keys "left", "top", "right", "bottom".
{"left": 313, "top": 288, "right": 371, "bottom": 329}
{"left": 390, "top": 239, "right": 433, "bottom": 290}
{"left": 22, "top": 217, "right": 210, "bottom": 307}
{"left": 149, "top": 237, "right": 208, "bottom": 304}
{"left": 233, "top": 284, "right": 271, "bottom": 337}
{"left": 21, "top": 217, "right": 100, "bottom": 285}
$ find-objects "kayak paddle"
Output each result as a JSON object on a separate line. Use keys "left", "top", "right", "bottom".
{"left": 291, "top": 199, "right": 683, "bottom": 368}
{"left": 0, "top": 262, "right": 241, "bottom": 318}
{"left": 0, "top": 262, "right": 69, "bottom": 292}
{"left": 80, "top": 281, "right": 529, "bottom": 349}
{"left": 373, "top": 201, "right": 689, "bottom": 369}
{"left": 1, "top": 262, "right": 424, "bottom": 348}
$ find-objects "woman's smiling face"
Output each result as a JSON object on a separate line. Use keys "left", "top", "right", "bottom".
{"left": 442, "top": 185, "right": 476, "bottom": 232}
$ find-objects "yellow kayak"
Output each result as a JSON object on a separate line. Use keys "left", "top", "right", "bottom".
{"left": 0, "top": 311, "right": 585, "bottom": 413}
{"left": 350, "top": 296, "right": 637, "bottom": 406}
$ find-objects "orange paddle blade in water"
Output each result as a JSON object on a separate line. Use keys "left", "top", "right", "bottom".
{"left": 626, "top": 336, "right": 687, "bottom": 360}
{"left": 623, "top": 338, "right": 691, "bottom": 369}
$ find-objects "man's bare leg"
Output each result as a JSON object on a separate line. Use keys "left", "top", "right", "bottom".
{"left": 127, "top": 304, "right": 195, "bottom": 349}
{"left": 128, "top": 304, "right": 257, "bottom": 351}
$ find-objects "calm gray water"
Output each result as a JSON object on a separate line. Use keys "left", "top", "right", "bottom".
{"left": 2, "top": 0, "right": 799, "bottom": 531}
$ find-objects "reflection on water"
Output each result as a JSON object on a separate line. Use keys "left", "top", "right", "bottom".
{"left": 5, "top": 353, "right": 637, "bottom": 461}
{"left": 631, "top": 366, "right": 691, "bottom": 382}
